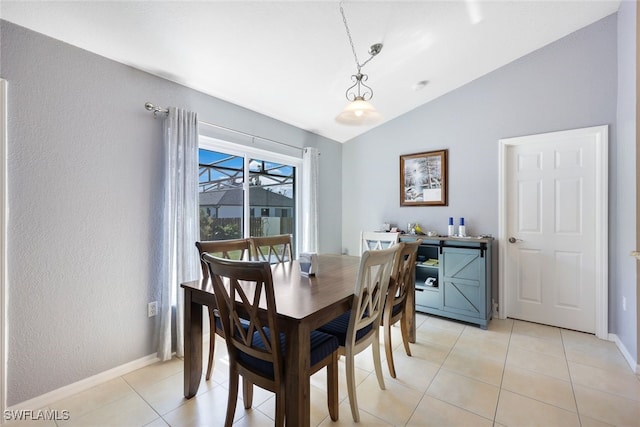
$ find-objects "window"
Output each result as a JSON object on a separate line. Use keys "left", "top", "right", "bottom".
{"left": 198, "top": 137, "right": 300, "bottom": 250}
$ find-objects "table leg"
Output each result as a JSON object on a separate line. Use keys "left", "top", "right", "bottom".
{"left": 183, "top": 288, "right": 203, "bottom": 398}
{"left": 284, "top": 322, "right": 311, "bottom": 427}
{"left": 407, "top": 277, "right": 416, "bottom": 343}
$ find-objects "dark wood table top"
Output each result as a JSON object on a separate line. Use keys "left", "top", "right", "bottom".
{"left": 181, "top": 254, "right": 361, "bottom": 321}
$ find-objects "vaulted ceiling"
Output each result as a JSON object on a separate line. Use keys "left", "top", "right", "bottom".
{"left": 0, "top": 1, "right": 621, "bottom": 142}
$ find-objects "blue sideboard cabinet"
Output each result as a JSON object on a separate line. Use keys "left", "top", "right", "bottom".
{"left": 400, "top": 235, "right": 493, "bottom": 329}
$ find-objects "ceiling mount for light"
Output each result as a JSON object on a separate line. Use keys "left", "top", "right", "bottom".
{"left": 335, "top": 1, "right": 384, "bottom": 126}
{"left": 368, "top": 43, "right": 383, "bottom": 56}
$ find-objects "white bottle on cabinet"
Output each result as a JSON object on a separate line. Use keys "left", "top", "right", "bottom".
{"left": 458, "top": 217, "right": 466, "bottom": 237}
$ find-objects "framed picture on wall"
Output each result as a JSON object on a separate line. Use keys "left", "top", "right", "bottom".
{"left": 400, "top": 149, "right": 448, "bottom": 206}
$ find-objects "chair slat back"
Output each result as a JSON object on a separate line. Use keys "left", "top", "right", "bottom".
{"left": 389, "top": 240, "right": 421, "bottom": 306}
{"left": 360, "top": 231, "right": 400, "bottom": 255}
{"left": 202, "top": 254, "right": 283, "bottom": 378}
{"left": 251, "top": 234, "right": 293, "bottom": 264}
{"left": 196, "top": 239, "right": 251, "bottom": 287}
{"left": 348, "top": 246, "right": 399, "bottom": 345}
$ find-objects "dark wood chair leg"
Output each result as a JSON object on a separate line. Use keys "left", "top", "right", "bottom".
{"left": 274, "top": 388, "right": 285, "bottom": 427}
{"left": 327, "top": 352, "right": 339, "bottom": 421}
{"left": 225, "top": 369, "right": 239, "bottom": 427}
{"left": 383, "top": 311, "right": 397, "bottom": 378}
{"left": 242, "top": 377, "right": 253, "bottom": 409}
{"left": 400, "top": 314, "right": 412, "bottom": 356}
{"left": 206, "top": 308, "right": 216, "bottom": 380}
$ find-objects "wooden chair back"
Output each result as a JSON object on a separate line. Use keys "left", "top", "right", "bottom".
{"left": 203, "top": 253, "right": 340, "bottom": 426}
{"left": 203, "top": 254, "right": 284, "bottom": 390}
{"left": 360, "top": 231, "right": 400, "bottom": 255}
{"left": 382, "top": 239, "right": 422, "bottom": 377}
{"left": 349, "top": 245, "right": 399, "bottom": 350}
{"left": 195, "top": 239, "right": 251, "bottom": 286}
{"left": 250, "top": 234, "right": 293, "bottom": 263}
{"left": 388, "top": 239, "right": 422, "bottom": 313}
{"left": 195, "top": 239, "right": 252, "bottom": 381}
{"left": 323, "top": 244, "right": 398, "bottom": 422}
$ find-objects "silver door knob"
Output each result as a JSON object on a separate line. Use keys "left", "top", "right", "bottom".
{"left": 508, "top": 237, "right": 522, "bottom": 243}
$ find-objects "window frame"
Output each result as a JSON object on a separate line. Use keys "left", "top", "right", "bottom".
{"left": 199, "top": 135, "right": 302, "bottom": 252}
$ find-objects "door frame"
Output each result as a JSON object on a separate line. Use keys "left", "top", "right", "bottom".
{"left": 498, "top": 125, "right": 609, "bottom": 339}
{"left": 0, "top": 78, "right": 7, "bottom": 416}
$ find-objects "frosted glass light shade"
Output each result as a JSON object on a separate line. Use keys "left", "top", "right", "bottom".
{"left": 335, "top": 98, "right": 383, "bottom": 125}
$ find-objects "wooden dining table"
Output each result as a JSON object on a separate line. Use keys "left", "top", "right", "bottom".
{"left": 181, "top": 253, "right": 416, "bottom": 426}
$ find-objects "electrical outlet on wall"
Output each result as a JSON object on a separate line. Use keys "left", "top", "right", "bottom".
{"left": 622, "top": 296, "right": 627, "bottom": 311}
{"left": 148, "top": 301, "right": 158, "bottom": 317}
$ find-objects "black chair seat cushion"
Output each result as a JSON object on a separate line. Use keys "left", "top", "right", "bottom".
{"left": 238, "top": 329, "right": 339, "bottom": 379}
{"left": 214, "top": 316, "right": 250, "bottom": 333}
{"left": 317, "top": 311, "right": 373, "bottom": 346}
{"left": 392, "top": 301, "right": 404, "bottom": 317}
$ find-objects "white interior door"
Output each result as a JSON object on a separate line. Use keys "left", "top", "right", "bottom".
{"left": 499, "top": 126, "right": 608, "bottom": 337}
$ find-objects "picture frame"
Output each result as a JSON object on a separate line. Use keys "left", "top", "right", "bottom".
{"left": 400, "top": 149, "right": 448, "bottom": 206}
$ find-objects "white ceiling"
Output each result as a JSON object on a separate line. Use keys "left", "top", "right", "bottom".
{"left": 0, "top": 1, "right": 621, "bottom": 143}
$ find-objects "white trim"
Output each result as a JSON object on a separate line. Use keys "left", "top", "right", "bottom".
{"left": 6, "top": 353, "right": 160, "bottom": 412}
{"left": 593, "top": 126, "right": 609, "bottom": 339}
{"left": 609, "top": 333, "right": 640, "bottom": 374}
{"left": 0, "top": 79, "right": 7, "bottom": 421}
{"left": 498, "top": 125, "right": 609, "bottom": 338}
{"left": 199, "top": 136, "right": 302, "bottom": 165}
{"left": 497, "top": 135, "right": 508, "bottom": 321}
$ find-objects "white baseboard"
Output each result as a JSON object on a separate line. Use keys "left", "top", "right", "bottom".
{"left": 609, "top": 333, "right": 639, "bottom": 374}
{"left": 6, "top": 353, "right": 160, "bottom": 412}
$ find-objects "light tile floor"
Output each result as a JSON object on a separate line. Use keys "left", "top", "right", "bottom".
{"left": 8, "top": 315, "right": 640, "bottom": 427}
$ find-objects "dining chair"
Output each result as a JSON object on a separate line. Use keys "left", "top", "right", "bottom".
{"left": 195, "top": 239, "right": 252, "bottom": 380}
{"left": 317, "top": 245, "right": 399, "bottom": 422}
{"left": 202, "top": 254, "right": 340, "bottom": 427}
{"left": 360, "top": 231, "right": 400, "bottom": 255}
{"left": 383, "top": 239, "right": 421, "bottom": 378}
{"left": 250, "top": 234, "right": 293, "bottom": 263}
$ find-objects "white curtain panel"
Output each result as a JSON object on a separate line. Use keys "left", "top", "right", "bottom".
{"left": 159, "top": 107, "right": 199, "bottom": 361}
{"left": 302, "top": 147, "right": 320, "bottom": 253}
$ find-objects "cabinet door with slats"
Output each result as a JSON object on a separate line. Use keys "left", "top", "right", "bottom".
{"left": 440, "top": 247, "right": 485, "bottom": 319}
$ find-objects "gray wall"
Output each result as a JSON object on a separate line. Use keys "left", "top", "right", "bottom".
{"left": 342, "top": 14, "right": 625, "bottom": 335}
{"left": 615, "top": 1, "right": 638, "bottom": 363}
{"left": 0, "top": 20, "right": 342, "bottom": 405}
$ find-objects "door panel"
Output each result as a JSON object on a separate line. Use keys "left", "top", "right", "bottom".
{"left": 505, "top": 128, "right": 601, "bottom": 333}
{"left": 554, "top": 251, "right": 582, "bottom": 308}
{"left": 516, "top": 248, "right": 542, "bottom": 303}
{"left": 556, "top": 178, "right": 582, "bottom": 234}
{"left": 518, "top": 180, "right": 541, "bottom": 232}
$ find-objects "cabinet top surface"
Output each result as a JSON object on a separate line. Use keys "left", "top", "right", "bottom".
{"left": 400, "top": 234, "right": 494, "bottom": 244}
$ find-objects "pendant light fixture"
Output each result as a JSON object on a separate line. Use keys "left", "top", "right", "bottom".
{"left": 335, "top": 1, "right": 383, "bottom": 126}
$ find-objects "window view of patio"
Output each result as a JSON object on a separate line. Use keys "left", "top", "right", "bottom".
{"left": 199, "top": 148, "right": 296, "bottom": 242}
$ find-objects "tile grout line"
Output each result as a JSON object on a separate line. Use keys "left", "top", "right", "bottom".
{"left": 489, "top": 319, "right": 514, "bottom": 426}
{"left": 403, "top": 314, "right": 459, "bottom": 427}
{"left": 120, "top": 373, "right": 166, "bottom": 426}
{"left": 560, "top": 329, "right": 584, "bottom": 427}
{"left": 402, "top": 319, "right": 475, "bottom": 426}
